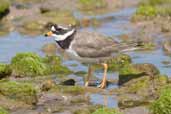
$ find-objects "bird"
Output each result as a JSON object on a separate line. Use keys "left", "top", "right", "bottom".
{"left": 45, "top": 24, "right": 141, "bottom": 89}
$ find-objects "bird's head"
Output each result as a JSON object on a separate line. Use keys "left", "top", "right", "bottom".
{"left": 44, "top": 24, "right": 76, "bottom": 41}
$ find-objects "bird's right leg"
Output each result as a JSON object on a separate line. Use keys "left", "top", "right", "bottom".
{"left": 85, "top": 65, "right": 92, "bottom": 87}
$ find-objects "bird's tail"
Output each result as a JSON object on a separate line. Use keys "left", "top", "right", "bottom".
{"left": 110, "top": 40, "right": 143, "bottom": 53}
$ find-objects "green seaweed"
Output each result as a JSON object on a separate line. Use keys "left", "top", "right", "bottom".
{"left": 92, "top": 107, "right": 122, "bottom": 114}
{"left": 52, "top": 85, "right": 85, "bottom": 95}
{"left": 11, "top": 53, "right": 72, "bottom": 77}
{"left": 133, "top": 0, "right": 171, "bottom": 20}
{"left": 11, "top": 52, "right": 48, "bottom": 77}
{"left": 0, "top": 107, "right": 9, "bottom": 114}
{"left": 78, "top": 0, "right": 107, "bottom": 11}
{"left": 43, "top": 55, "right": 73, "bottom": 75}
{"left": 0, "top": 0, "right": 10, "bottom": 17}
{"left": 0, "top": 81, "right": 38, "bottom": 105}
{"left": 0, "top": 64, "right": 11, "bottom": 78}
{"left": 150, "top": 86, "right": 171, "bottom": 114}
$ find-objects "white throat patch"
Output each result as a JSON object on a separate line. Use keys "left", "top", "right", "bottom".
{"left": 54, "top": 29, "right": 75, "bottom": 41}
{"left": 51, "top": 26, "right": 56, "bottom": 31}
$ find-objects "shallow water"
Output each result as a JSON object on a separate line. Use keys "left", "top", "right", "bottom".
{"left": 0, "top": 7, "right": 171, "bottom": 108}
{"left": 89, "top": 93, "right": 118, "bottom": 108}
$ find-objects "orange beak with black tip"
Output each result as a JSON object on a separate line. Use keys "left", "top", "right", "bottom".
{"left": 44, "top": 31, "right": 53, "bottom": 37}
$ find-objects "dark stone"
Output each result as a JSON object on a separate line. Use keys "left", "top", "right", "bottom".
{"left": 60, "top": 79, "right": 76, "bottom": 86}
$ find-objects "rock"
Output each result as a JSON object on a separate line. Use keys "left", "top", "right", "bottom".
{"left": 0, "top": 0, "right": 10, "bottom": 19}
{"left": 10, "top": 53, "right": 72, "bottom": 77}
{"left": 41, "top": 80, "right": 55, "bottom": 91}
{"left": 0, "top": 64, "right": 12, "bottom": 79}
{"left": 21, "top": 20, "right": 46, "bottom": 35}
{"left": 52, "top": 85, "right": 85, "bottom": 95}
{"left": 163, "top": 40, "right": 171, "bottom": 55}
{"left": 119, "top": 63, "right": 160, "bottom": 85}
{"left": 78, "top": 0, "right": 107, "bottom": 12}
{"left": 112, "top": 74, "right": 168, "bottom": 104}
{"left": 150, "top": 86, "right": 171, "bottom": 114}
{"left": 92, "top": 107, "right": 122, "bottom": 114}
{"left": 43, "top": 55, "right": 73, "bottom": 75}
{"left": 118, "top": 94, "right": 149, "bottom": 109}
{"left": 122, "top": 106, "right": 149, "bottom": 114}
{"left": 133, "top": 63, "right": 160, "bottom": 76}
{"left": 107, "top": 54, "right": 132, "bottom": 71}
{"left": 60, "top": 79, "right": 76, "bottom": 86}
{"left": 0, "top": 94, "right": 30, "bottom": 111}
{"left": 0, "top": 107, "right": 9, "bottom": 114}
{"left": 73, "top": 108, "right": 91, "bottom": 114}
{"left": 93, "top": 54, "right": 132, "bottom": 72}
{"left": 0, "top": 80, "right": 38, "bottom": 105}
{"left": 42, "top": 10, "right": 78, "bottom": 25}
{"left": 11, "top": 52, "right": 48, "bottom": 77}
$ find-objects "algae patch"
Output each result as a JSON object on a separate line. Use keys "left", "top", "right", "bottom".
{"left": 0, "top": 81, "right": 38, "bottom": 105}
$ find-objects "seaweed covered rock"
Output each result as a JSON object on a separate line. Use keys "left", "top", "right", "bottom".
{"left": 107, "top": 54, "right": 132, "bottom": 71}
{"left": 0, "top": 64, "right": 12, "bottom": 79}
{"left": 43, "top": 55, "right": 72, "bottom": 75}
{"left": 42, "top": 10, "right": 78, "bottom": 25}
{"left": 113, "top": 75, "right": 168, "bottom": 109}
{"left": 0, "top": 81, "right": 38, "bottom": 105}
{"left": 132, "top": 0, "right": 171, "bottom": 21}
{"left": 93, "top": 54, "right": 132, "bottom": 72}
{"left": 11, "top": 52, "right": 48, "bottom": 77}
{"left": 92, "top": 107, "right": 122, "bottom": 114}
{"left": 0, "top": 0, "right": 10, "bottom": 18}
{"left": 78, "top": 0, "right": 107, "bottom": 12}
{"left": 0, "top": 107, "right": 9, "bottom": 114}
{"left": 113, "top": 74, "right": 168, "bottom": 106}
{"left": 10, "top": 53, "right": 72, "bottom": 77}
{"left": 51, "top": 85, "right": 85, "bottom": 95}
{"left": 150, "top": 86, "right": 171, "bottom": 114}
{"left": 119, "top": 63, "right": 160, "bottom": 85}
{"left": 21, "top": 20, "right": 46, "bottom": 35}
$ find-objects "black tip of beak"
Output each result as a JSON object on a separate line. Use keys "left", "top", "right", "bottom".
{"left": 44, "top": 34, "right": 48, "bottom": 37}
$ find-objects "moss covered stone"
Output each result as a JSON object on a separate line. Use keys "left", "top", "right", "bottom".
{"left": 93, "top": 54, "right": 131, "bottom": 72}
{"left": 43, "top": 55, "right": 73, "bottom": 75}
{"left": 0, "top": 107, "right": 9, "bottom": 114}
{"left": 114, "top": 74, "right": 168, "bottom": 99}
{"left": 42, "top": 10, "right": 78, "bottom": 25}
{"left": 11, "top": 52, "right": 48, "bottom": 77}
{"left": 23, "top": 21, "right": 45, "bottom": 31}
{"left": 107, "top": 54, "right": 132, "bottom": 71}
{"left": 119, "top": 63, "right": 160, "bottom": 85}
{"left": 133, "top": 0, "right": 171, "bottom": 21}
{"left": 150, "top": 86, "right": 171, "bottom": 114}
{"left": 0, "top": 81, "right": 38, "bottom": 105}
{"left": 0, "top": 64, "right": 12, "bottom": 79}
{"left": 11, "top": 53, "right": 72, "bottom": 77}
{"left": 0, "top": 0, "right": 10, "bottom": 18}
{"left": 78, "top": 0, "right": 107, "bottom": 11}
{"left": 74, "top": 109, "right": 91, "bottom": 114}
{"left": 52, "top": 85, "right": 85, "bottom": 95}
{"left": 92, "top": 107, "right": 122, "bottom": 114}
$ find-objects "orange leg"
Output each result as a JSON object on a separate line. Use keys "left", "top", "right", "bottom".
{"left": 98, "top": 63, "right": 108, "bottom": 89}
{"left": 85, "top": 65, "right": 92, "bottom": 87}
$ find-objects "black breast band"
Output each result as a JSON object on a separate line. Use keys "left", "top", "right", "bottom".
{"left": 56, "top": 31, "right": 76, "bottom": 49}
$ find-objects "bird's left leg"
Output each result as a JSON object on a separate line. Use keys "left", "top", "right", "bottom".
{"left": 98, "top": 63, "right": 108, "bottom": 89}
{"left": 85, "top": 65, "right": 93, "bottom": 87}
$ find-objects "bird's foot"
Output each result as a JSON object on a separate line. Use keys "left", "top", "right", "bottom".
{"left": 97, "top": 81, "right": 106, "bottom": 89}
{"left": 85, "top": 81, "right": 89, "bottom": 87}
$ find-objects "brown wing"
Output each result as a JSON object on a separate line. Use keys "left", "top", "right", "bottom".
{"left": 72, "top": 31, "right": 118, "bottom": 58}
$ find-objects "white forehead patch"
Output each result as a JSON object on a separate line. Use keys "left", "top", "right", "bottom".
{"left": 51, "top": 26, "right": 56, "bottom": 31}
{"left": 58, "top": 25, "right": 69, "bottom": 30}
